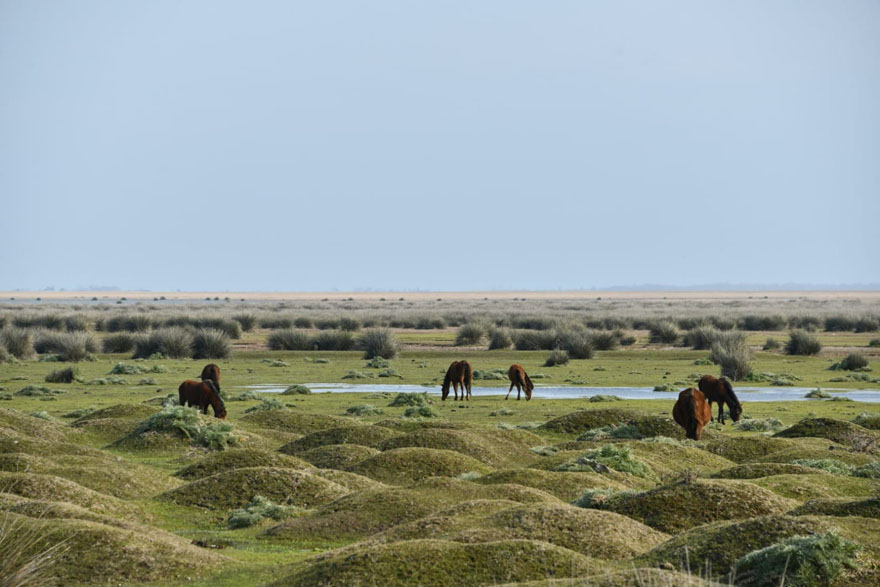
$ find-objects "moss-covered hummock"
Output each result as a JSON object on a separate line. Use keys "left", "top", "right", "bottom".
{"left": 711, "top": 463, "right": 828, "bottom": 480}
{"left": 584, "top": 478, "right": 797, "bottom": 533}
{"left": 473, "top": 468, "right": 628, "bottom": 501}
{"left": 0, "top": 472, "right": 141, "bottom": 519}
{"left": 0, "top": 407, "right": 75, "bottom": 443}
{"left": 277, "top": 424, "right": 400, "bottom": 453}
{"left": 640, "top": 515, "right": 831, "bottom": 578}
{"left": 541, "top": 409, "right": 639, "bottom": 434}
{"left": 277, "top": 539, "right": 602, "bottom": 586}
{"left": 375, "top": 503, "right": 667, "bottom": 559}
{"left": 348, "top": 447, "right": 492, "bottom": 484}
{"left": 746, "top": 474, "right": 880, "bottom": 502}
{"left": 298, "top": 444, "right": 381, "bottom": 470}
{"left": 173, "top": 448, "right": 311, "bottom": 480}
{"left": 376, "top": 427, "right": 543, "bottom": 468}
{"left": 508, "top": 568, "right": 720, "bottom": 586}
{"left": 790, "top": 497, "right": 880, "bottom": 518}
{"left": 161, "top": 467, "right": 350, "bottom": 510}
{"left": 703, "top": 436, "right": 800, "bottom": 464}
{"left": 1, "top": 511, "right": 226, "bottom": 585}
{"left": 71, "top": 403, "right": 159, "bottom": 423}
{"left": 239, "top": 410, "right": 350, "bottom": 434}
{"left": 774, "top": 417, "right": 879, "bottom": 447}
{"left": 264, "top": 479, "right": 562, "bottom": 541}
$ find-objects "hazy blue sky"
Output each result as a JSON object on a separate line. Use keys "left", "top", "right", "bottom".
{"left": 1, "top": 1, "right": 878, "bottom": 291}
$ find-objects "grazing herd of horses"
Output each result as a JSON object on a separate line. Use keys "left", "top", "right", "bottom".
{"left": 178, "top": 360, "right": 742, "bottom": 441}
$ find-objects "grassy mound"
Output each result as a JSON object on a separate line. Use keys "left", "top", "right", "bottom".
{"left": 348, "top": 447, "right": 492, "bottom": 484}
{"left": 641, "top": 515, "right": 830, "bottom": 579}
{"left": 625, "top": 441, "right": 736, "bottom": 478}
{"left": 541, "top": 409, "right": 639, "bottom": 434}
{"left": 298, "top": 444, "right": 381, "bottom": 470}
{"left": 376, "top": 428, "right": 543, "bottom": 468}
{"left": 0, "top": 427, "right": 103, "bottom": 459}
{"left": 374, "top": 418, "right": 465, "bottom": 432}
{"left": 511, "top": 568, "right": 720, "bottom": 586}
{"left": 753, "top": 438, "right": 877, "bottom": 467}
{"left": 173, "top": 448, "right": 311, "bottom": 480}
{"left": 0, "top": 472, "right": 140, "bottom": 519}
{"left": 704, "top": 436, "right": 802, "bottom": 463}
{"left": 308, "top": 468, "right": 387, "bottom": 493}
{"left": 0, "top": 407, "right": 73, "bottom": 443}
{"left": 239, "top": 410, "right": 350, "bottom": 434}
{"left": 379, "top": 503, "right": 668, "bottom": 560}
{"left": 71, "top": 403, "right": 158, "bottom": 424}
{"left": 1, "top": 511, "right": 225, "bottom": 584}
{"left": 277, "top": 424, "right": 400, "bottom": 453}
{"left": 733, "top": 531, "right": 859, "bottom": 587}
{"left": 583, "top": 478, "right": 796, "bottom": 533}
{"left": 70, "top": 417, "right": 143, "bottom": 443}
{"left": 790, "top": 497, "right": 880, "bottom": 518}
{"left": 265, "top": 479, "right": 562, "bottom": 541}
{"left": 278, "top": 539, "right": 601, "bottom": 586}
{"left": 774, "top": 417, "right": 879, "bottom": 447}
{"left": 746, "top": 474, "right": 880, "bottom": 502}
{"left": 711, "top": 463, "right": 828, "bottom": 479}
{"left": 161, "top": 467, "right": 349, "bottom": 510}
{"left": 473, "top": 468, "right": 628, "bottom": 501}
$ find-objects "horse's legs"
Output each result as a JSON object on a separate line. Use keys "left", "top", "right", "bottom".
{"left": 506, "top": 382, "right": 514, "bottom": 400}
{"left": 718, "top": 402, "right": 725, "bottom": 425}
{"left": 454, "top": 382, "right": 459, "bottom": 401}
{"left": 466, "top": 381, "right": 471, "bottom": 400}
{"left": 707, "top": 400, "right": 715, "bottom": 422}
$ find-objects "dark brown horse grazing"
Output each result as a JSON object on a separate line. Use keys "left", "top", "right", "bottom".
{"left": 698, "top": 374, "right": 742, "bottom": 425}
{"left": 199, "top": 363, "right": 221, "bottom": 393}
{"left": 442, "top": 360, "right": 473, "bottom": 401}
{"left": 673, "top": 388, "right": 712, "bottom": 440}
{"left": 179, "top": 379, "right": 227, "bottom": 419}
{"left": 506, "top": 364, "right": 534, "bottom": 401}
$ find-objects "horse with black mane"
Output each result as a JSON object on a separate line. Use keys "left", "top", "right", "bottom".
{"left": 442, "top": 360, "right": 473, "bottom": 401}
{"left": 506, "top": 364, "right": 534, "bottom": 401}
{"left": 200, "top": 363, "right": 221, "bottom": 394}
{"left": 673, "top": 387, "right": 712, "bottom": 440}
{"left": 179, "top": 379, "right": 227, "bottom": 419}
{"left": 698, "top": 374, "right": 742, "bottom": 424}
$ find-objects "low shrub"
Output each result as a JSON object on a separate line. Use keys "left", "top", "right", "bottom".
{"left": 786, "top": 330, "right": 822, "bottom": 356}
{"left": 133, "top": 327, "right": 194, "bottom": 359}
{"left": 710, "top": 331, "right": 752, "bottom": 381}
{"left": 869, "top": 338, "right": 880, "bottom": 348}
{"left": 365, "top": 357, "right": 391, "bottom": 369}
{"left": 33, "top": 331, "right": 97, "bottom": 362}
{"left": 0, "top": 345, "right": 7, "bottom": 363}
{"left": 403, "top": 405, "right": 438, "bottom": 418}
{"left": 589, "top": 330, "right": 619, "bottom": 351}
{"left": 228, "top": 495, "right": 300, "bottom": 529}
{"left": 649, "top": 321, "right": 679, "bottom": 344}
{"left": 544, "top": 349, "right": 570, "bottom": 367}
{"left": 244, "top": 398, "right": 287, "bottom": 413}
{"left": 830, "top": 353, "right": 869, "bottom": 371}
{"left": 488, "top": 328, "right": 513, "bottom": 350}
{"left": 231, "top": 313, "right": 258, "bottom": 332}
{"left": 102, "top": 333, "right": 135, "bottom": 353}
{"left": 192, "top": 328, "right": 231, "bottom": 359}
{"left": 732, "top": 531, "right": 858, "bottom": 587}
{"left": 474, "top": 369, "right": 506, "bottom": 380}
{"left": 281, "top": 385, "right": 311, "bottom": 395}
{"left": 653, "top": 384, "right": 678, "bottom": 392}
{"left": 267, "top": 329, "right": 312, "bottom": 351}
{"left": 389, "top": 392, "right": 431, "bottom": 407}
{"left": 734, "top": 418, "right": 784, "bottom": 432}
{"left": 455, "top": 323, "right": 485, "bottom": 346}
{"left": 342, "top": 370, "right": 373, "bottom": 379}
{"left": 45, "top": 367, "right": 80, "bottom": 384}
{"left": 762, "top": 337, "right": 781, "bottom": 350}
{"left": 790, "top": 459, "right": 853, "bottom": 476}
{"left": 346, "top": 404, "right": 384, "bottom": 416}
{"left": 804, "top": 388, "right": 831, "bottom": 399}
{"left": 358, "top": 328, "right": 398, "bottom": 359}
{"left": 378, "top": 368, "right": 402, "bottom": 378}
{"left": 555, "top": 328, "right": 594, "bottom": 359}
{"left": 684, "top": 325, "right": 720, "bottom": 350}
{"left": 313, "top": 331, "right": 355, "bottom": 351}
{"left": 110, "top": 362, "right": 146, "bottom": 375}
{"left": 230, "top": 391, "right": 261, "bottom": 401}
{"left": 740, "top": 314, "right": 787, "bottom": 331}
{"left": 338, "top": 317, "right": 361, "bottom": 332}
{"left": 853, "top": 462, "right": 880, "bottom": 479}
{"left": 589, "top": 395, "right": 622, "bottom": 402}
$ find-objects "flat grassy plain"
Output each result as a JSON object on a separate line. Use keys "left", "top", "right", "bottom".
{"left": 2, "top": 292, "right": 880, "bottom": 585}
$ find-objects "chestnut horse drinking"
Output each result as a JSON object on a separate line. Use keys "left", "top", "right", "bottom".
{"left": 698, "top": 374, "right": 742, "bottom": 424}
{"left": 442, "top": 360, "right": 473, "bottom": 401}
{"left": 506, "top": 364, "right": 534, "bottom": 401}
{"left": 200, "top": 363, "right": 221, "bottom": 393}
{"left": 673, "top": 388, "right": 712, "bottom": 440}
{"left": 178, "top": 379, "right": 227, "bottom": 419}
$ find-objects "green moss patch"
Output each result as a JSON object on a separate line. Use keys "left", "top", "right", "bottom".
{"left": 278, "top": 424, "right": 400, "bottom": 453}
{"left": 71, "top": 403, "right": 158, "bottom": 423}
{"left": 473, "top": 468, "right": 628, "bottom": 501}
{"left": 308, "top": 468, "right": 386, "bottom": 493}
{"left": 279, "top": 539, "right": 601, "bottom": 586}
{"left": 733, "top": 531, "right": 859, "bottom": 587}
{"left": 0, "top": 407, "right": 73, "bottom": 443}
{"left": 173, "top": 448, "right": 311, "bottom": 480}
{"left": 161, "top": 467, "right": 349, "bottom": 510}
{"left": 790, "top": 497, "right": 880, "bottom": 518}
{"left": 349, "top": 447, "right": 492, "bottom": 484}
{"left": 377, "top": 428, "right": 542, "bottom": 468}
{"left": 298, "top": 444, "right": 381, "bottom": 470}
{"left": 626, "top": 441, "right": 736, "bottom": 478}
{"left": 511, "top": 568, "right": 720, "bottom": 586}
{"left": 640, "top": 515, "right": 831, "bottom": 579}
{"left": 754, "top": 439, "right": 877, "bottom": 467}
{"left": 585, "top": 478, "right": 796, "bottom": 533}
{"left": 703, "top": 436, "right": 800, "bottom": 464}
{"left": 374, "top": 418, "right": 466, "bottom": 432}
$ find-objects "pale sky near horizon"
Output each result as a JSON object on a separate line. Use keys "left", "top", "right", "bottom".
{"left": 1, "top": 1, "right": 878, "bottom": 292}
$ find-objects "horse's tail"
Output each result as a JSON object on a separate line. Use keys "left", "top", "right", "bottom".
{"left": 178, "top": 382, "right": 187, "bottom": 406}
{"left": 463, "top": 361, "right": 473, "bottom": 386}
{"left": 684, "top": 390, "right": 700, "bottom": 440}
